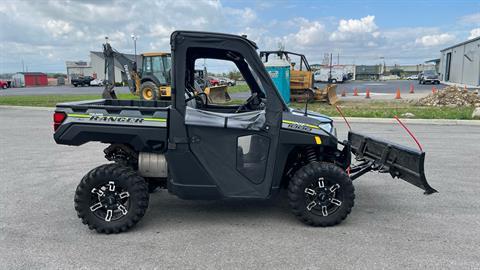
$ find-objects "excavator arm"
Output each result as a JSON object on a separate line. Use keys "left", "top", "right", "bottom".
{"left": 102, "top": 42, "right": 140, "bottom": 99}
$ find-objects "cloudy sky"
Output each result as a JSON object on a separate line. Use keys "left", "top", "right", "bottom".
{"left": 0, "top": 0, "right": 479, "bottom": 73}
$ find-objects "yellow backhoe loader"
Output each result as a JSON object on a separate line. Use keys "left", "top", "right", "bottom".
{"left": 101, "top": 41, "right": 229, "bottom": 102}
{"left": 260, "top": 51, "right": 338, "bottom": 104}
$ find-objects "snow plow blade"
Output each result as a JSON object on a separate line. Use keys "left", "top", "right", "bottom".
{"left": 348, "top": 131, "right": 437, "bottom": 195}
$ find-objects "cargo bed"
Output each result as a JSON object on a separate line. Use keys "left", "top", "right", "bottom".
{"left": 54, "top": 99, "right": 170, "bottom": 152}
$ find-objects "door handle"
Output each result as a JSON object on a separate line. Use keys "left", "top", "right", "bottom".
{"left": 190, "top": 136, "right": 201, "bottom": 143}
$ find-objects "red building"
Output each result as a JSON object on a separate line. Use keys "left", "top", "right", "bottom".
{"left": 13, "top": 72, "right": 48, "bottom": 87}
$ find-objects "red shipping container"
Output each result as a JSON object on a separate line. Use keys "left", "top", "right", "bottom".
{"left": 23, "top": 72, "right": 48, "bottom": 86}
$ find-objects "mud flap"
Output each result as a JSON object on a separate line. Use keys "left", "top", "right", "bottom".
{"left": 348, "top": 131, "right": 437, "bottom": 194}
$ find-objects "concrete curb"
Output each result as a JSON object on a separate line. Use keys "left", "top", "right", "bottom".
{"left": 0, "top": 105, "right": 53, "bottom": 111}
{"left": 331, "top": 117, "right": 480, "bottom": 126}
{"left": 1, "top": 105, "right": 479, "bottom": 126}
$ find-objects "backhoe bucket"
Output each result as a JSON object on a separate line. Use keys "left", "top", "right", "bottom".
{"left": 204, "top": 85, "right": 231, "bottom": 103}
{"left": 348, "top": 131, "right": 437, "bottom": 194}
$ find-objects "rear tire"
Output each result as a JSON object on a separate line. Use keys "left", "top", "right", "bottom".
{"left": 288, "top": 162, "right": 354, "bottom": 227}
{"left": 140, "top": 81, "right": 158, "bottom": 101}
{"left": 74, "top": 164, "right": 149, "bottom": 234}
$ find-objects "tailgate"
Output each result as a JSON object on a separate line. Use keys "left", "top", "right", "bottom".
{"left": 348, "top": 131, "right": 437, "bottom": 194}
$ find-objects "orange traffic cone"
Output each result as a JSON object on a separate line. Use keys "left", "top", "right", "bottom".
{"left": 432, "top": 86, "right": 437, "bottom": 94}
{"left": 353, "top": 87, "right": 358, "bottom": 96}
{"left": 341, "top": 89, "right": 346, "bottom": 97}
{"left": 365, "top": 88, "right": 371, "bottom": 99}
{"left": 395, "top": 88, "right": 401, "bottom": 99}
{"left": 409, "top": 84, "right": 414, "bottom": 94}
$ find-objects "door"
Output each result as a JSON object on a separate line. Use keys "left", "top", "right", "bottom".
{"left": 184, "top": 56, "right": 277, "bottom": 198}
{"left": 151, "top": 56, "right": 169, "bottom": 85}
{"left": 445, "top": 52, "right": 451, "bottom": 81}
{"left": 187, "top": 124, "right": 272, "bottom": 198}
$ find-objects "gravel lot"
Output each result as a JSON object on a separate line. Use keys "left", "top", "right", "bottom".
{"left": 1, "top": 107, "right": 479, "bottom": 269}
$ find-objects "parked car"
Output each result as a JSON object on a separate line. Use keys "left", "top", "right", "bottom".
{"left": 419, "top": 70, "right": 440, "bottom": 84}
{"left": 208, "top": 77, "right": 220, "bottom": 86}
{"left": 0, "top": 80, "right": 9, "bottom": 89}
{"left": 71, "top": 76, "right": 94, "bottom": 87}
{"left": 219, "top": 77, "right": 236, "bottom": 86}
{"left": 90, "top": 78, "right": 105, "bottom": 86}
{"left": 406, "top": 74, "right": 418, "bottom": 80}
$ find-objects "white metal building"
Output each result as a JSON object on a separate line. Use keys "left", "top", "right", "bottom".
{"left": 439, "top": 36, "right": 480, "bottom": 87}
{"left": 65, "top": 61, "right": 92, "bottom": 84}
{"left": 90, "top": 52, "right": 142, "bottom": 83}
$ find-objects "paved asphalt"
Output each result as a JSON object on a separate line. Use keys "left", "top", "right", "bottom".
{"left": 1, "top": 107, "right": 479, "bottom": 269}
{"left": 0, "top": 85, "right": 132, "bottom": 96}
{"left": 0, "top": 80, "right": 445, "bottom": 97}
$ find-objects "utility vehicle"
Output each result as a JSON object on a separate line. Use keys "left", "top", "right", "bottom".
{"left": 53, "top": 31, "right": 436, "bottom": 234}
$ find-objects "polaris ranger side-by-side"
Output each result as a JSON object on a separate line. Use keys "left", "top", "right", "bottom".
{"left": 53, "top": 31, "right": 436, "bottom": 234}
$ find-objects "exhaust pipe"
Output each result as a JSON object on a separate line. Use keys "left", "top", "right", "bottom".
{"left": 138, "top": 152, "right": 167, "bottom": 178}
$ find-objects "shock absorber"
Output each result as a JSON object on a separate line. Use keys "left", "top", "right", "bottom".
{"left": 305, "top": 146, "right": 317, "bottom": 163}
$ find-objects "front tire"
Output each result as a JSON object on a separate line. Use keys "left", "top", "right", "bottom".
{"left": 288, "top": 162, "right": 354, "bottom": 227}
{"left": 74, "top": 164, "right": 149, "bottom": 234}
{"left": 140, "top": 81, "right": 158, "bottom": 101}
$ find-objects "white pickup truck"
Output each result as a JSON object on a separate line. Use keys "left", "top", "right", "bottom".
{"left": 314, "top": 69, "right": 344, "bottom": 83}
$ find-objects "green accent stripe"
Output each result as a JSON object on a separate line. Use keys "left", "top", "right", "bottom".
{"left": 144, "top": 118, "right": 167, "bottom": 122}
{"left": 67, "top": 113, "right": 167, "bottom": 122}
{"left": 282, "top": 120, "right": 318, "bottom": 129}
{"left": 68, "top": 113, "right": 90, "bottom": 118}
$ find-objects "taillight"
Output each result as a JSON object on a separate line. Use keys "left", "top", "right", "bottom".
{"left": 53, "top": 111, "right": 67, "bottom": 131}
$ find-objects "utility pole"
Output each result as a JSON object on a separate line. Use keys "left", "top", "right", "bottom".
{"left": 329, "top": 53, "right": 333, "bottom": 82}
{"left": 337, "top": 52, "right": 340, "bottom": 65}
{"left": 131, "top": 34, "right": 138, "bottom": 71}
{"left": 22, "top": 59, "right": 25, "bottom": 72}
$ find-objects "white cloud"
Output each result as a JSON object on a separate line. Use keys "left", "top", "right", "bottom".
{"left": 329, "top": 15, "right": 380, "bottom": 42}
{"left": 337, "top": 15, "right": 377, "bottom": 33}
{"left": 224, "top": 7, "right": 257, "bottom": 25}
{"left": 415, "top": 33, "right": 455, "bottom": 47}
{"left": 44, "top": 19, "right": 74, "bottom": 38}
{"left": 0, "top": 1, "right": 475, "bottom": 73}
{"left": 468, "top": 28, "right": 480, "bottom": 39}
{"left": 0, "top": 0, "right": 259, "bottom": 73}
{"left": 149, "top": 24, "right": 175, "bottom": 38}
{"left": 292, "top": 20, "right": 326, "bottom": 46}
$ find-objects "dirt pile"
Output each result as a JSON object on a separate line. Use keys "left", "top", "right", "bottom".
{"left": 418, "top": 86, "right": 480, "bottom": 107}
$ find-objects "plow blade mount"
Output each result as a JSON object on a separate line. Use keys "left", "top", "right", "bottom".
{"left": 348, "top": 131, "right": 437, "bottom": 194}
{"left": 204, "top": 85, "right": 231, "bottom": 103}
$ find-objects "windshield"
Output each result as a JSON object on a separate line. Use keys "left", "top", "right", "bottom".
{"left": 424, "top": 70, "right": 436, "bottom": 75}
{"left": 142, "top": 55, "right": 172, "bottom": 85}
